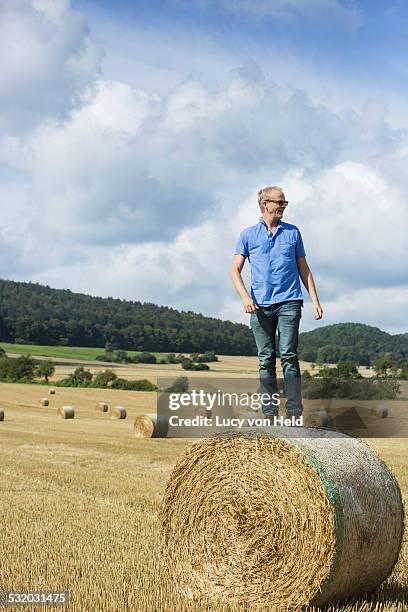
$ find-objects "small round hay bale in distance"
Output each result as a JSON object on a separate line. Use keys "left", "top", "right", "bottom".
{"left": 58, "top": 406, "right": 75, "bottom": 419}
{"left": 134, "top": 413, "right": 168, "bottom": 438}
{"left": 111, "top": 406, "right": 126, "bottom": 420}
{"left": 371, "top": 404, "right": 388, "bottom": 418}
{"left": 39, "top": 398, "right": 49, "bottom": 407}
{"left": 48, "top": 388, "right": 56, "bottom": 395}
{"left": 310, "top": 409, "right": 333, "bottom": 428}
{"left": 160, "top": 429, "right": 403, "bottom": 608}
{"left": 0, "top": 410, "right": 4, "bottom": 421}
{"left": 96, "top": 402, "right": 109, "bottom": 413}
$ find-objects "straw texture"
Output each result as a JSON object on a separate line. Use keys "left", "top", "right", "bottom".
{"left": 58, "top": 406, "right": 75, "bottom": 419}
{"left": 96, "top": 402, "right": 109, "bottom": 413}
{"left": 111, "top": 406, "right": 126, "bottom": 420}
{"left": 133, "top": 413, "right": 168, "bottom": 438}
{"left": 39, "top": 398, "right": 49, "bottom": 406}
{"left": 160, "top": 428, "right": 403, "bottom": 608}
{"left": 309, "top": 409, "right": 333, "bottom": 428}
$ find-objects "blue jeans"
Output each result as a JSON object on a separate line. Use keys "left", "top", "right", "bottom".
{"left": 250, "top": 300, "right": 303, "bottom": 418}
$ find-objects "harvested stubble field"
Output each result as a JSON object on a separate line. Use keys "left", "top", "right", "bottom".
{"left": 42, "top": 354, "right": 276, "bottom": 383}
{"left": 6, "top": 349, "right": 375, "bottom": 382}
{"left": 0, "top": 379, "right": 407, "bottom": 612}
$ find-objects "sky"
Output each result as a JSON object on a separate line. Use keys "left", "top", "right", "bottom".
{"left": 1, "top": 0, "right": 408, "bottom": 333}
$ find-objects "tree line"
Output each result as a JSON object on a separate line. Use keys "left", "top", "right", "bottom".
{"left": 301, "top": 357, "right": 405, "bottom": 400}
{"left": 0, "top": 350, "right": 156, "bottom": 391}
{"left": 1, "top": 280, "right": 407, "bottom": 364}
{"left": 0, "top": 279, "right": 255, "bottom": 355}
{"left": 0, "top": 348, "right": 405, "bottom": 399}
{"left": 298, "top": 322, "right": 408, "bottom": 366}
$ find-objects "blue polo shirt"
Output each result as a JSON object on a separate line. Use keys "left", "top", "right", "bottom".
{"left": 234, "top": 218, "right": 306, "bottom": 306}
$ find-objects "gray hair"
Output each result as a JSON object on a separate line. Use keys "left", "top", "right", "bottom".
{"left": 258, "top": 185, "right": 285, "bottom": 207}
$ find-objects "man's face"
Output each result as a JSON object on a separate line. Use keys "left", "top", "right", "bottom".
{"left": 261, "top": 189, "right": 287, "bottom": 219}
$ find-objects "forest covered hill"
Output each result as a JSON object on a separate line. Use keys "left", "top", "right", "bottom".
{"left": 0, "top": 279, "right": 255, "bottom": 355}
{"left": 0, "top": 279, "right": 407, "bottom": 364}
{"left": 298, "top": 322, "right": 408, "bottom": 365}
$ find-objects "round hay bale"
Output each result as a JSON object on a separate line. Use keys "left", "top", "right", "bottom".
{"left": 48, "top": 388, "right": 56, "bottom": 395}
{"left": 310, "top": 409, "right": 333, "bottom": 428}
{"left": 0, "top": 410, "right": 4, "bottom": 421}
{"left": 160, "top": 428, "right": 404, "bottom": 608}
{"left": 371, "top": 404, "right": 388, "bottom": 418}
{"left": 133, "top": 413, "right": 168, "bottom": 438}
{"left": 39, "top": 398, "right": 49, "bottom": 407}
{"left": 96, "top": 402, "right": 109, "bottom": 413}
{"left": 111, "top": 406, "right": 126, "bottom": 420}
{"left": 58, "top": 406, "right": 75, "bottom": 419}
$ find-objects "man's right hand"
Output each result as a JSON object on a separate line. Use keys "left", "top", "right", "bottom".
{"left": 243, "top": 297, "right": 259, "bottom": 313}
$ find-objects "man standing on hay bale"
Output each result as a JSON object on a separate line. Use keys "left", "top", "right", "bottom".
{"left": 231, "top": 185, "right": 323, "bottom": 419}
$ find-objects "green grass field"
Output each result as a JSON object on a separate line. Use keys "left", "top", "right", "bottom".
{"left": 0, "top": 342, "right": 168, "bottom": 361}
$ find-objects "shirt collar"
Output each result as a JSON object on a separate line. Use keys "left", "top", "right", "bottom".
{"left": 259, "top": 217, "right": 283, "bottom": 230}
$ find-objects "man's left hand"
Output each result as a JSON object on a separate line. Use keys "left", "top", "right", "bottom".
{"left": 313, "top": 302, "right": 323, "bottom": 320}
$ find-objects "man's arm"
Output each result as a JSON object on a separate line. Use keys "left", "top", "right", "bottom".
{"left": 296, "top": 257, "right": 323, "bottom": 320}
{"left": 230, "top": 255, "right": 259, "bottom": 314}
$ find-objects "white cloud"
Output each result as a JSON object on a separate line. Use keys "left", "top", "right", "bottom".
{"left": 1, "top": 0, "right": 408, "bottom": 335}
{"left": 2, "top": 66, "right": 408, "bottom": 333}
{"left": 80, "top": 3, "right": 408, "bottom": 131}
{"left": 285, "top": 161, "right": 408, "bottom": 289}
{"left": 303, "top": 286, "right": 408, "bottom": 335}
{"left": 0, "top": 0, "right": 102, "bottom": 134}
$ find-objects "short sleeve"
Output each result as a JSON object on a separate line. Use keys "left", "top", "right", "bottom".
{"left": 234, "top": 230, "right": 249, "bottom": 258}
{"left": 295, "top": 228, "right": 306, "bottom": 258}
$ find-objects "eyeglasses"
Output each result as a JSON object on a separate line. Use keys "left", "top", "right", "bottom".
{"left": 263, "top": 199, "right": 289, "bottom": 207}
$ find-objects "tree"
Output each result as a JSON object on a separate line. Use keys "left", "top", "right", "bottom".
{"left": 181, "top": 359, "right": 210, "bottom": 371}
{"left": 114, "top": 350, "right": 130, "bottom": 363}
{"left": 105, "top": 340, "right": 115, "bottom": 353}
{"left": 0, "top": 355, "right": 36, "bottom": 381}
{"left": 36, "top": 360, "right": 55, "bottom": 382}
{"left": 313, "top": 365, "right": 336, "bottom": 378}
{"left": 316, "top": 345, "right": 335, "bottom": 364}
{"left": 181, "top": 358, "right": 194, "bottom": 370}
{"left": 164, "top": 376, "right": 189, "bottom": 393}
{"left": 93, "top": 369, "right": 117, "bottom": 387}
{"left": 396, "top": 362, "right": 408, "bottom": 380}
{"left": 300, "top": 349, "right": 317, "bottom": 362}
{"left": 68, "top": 366, "right": 93, "bottom": 385}
{"left": 0, "top": 356, "right": 12, "bottom": 380}
{"left": 374, "top": 353, "right": 397, "bottom": 378}
{"left": 193, "top": 362, "right": 210, "bottom": 370}
{"left": 337, "top": 361, "right": 361, "bottom": 379}
{"left": 9, "top": 355, "right": 36, "bottom": 380}
{"left": 135, "top": 352, "right": 157, "bottom": 364}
